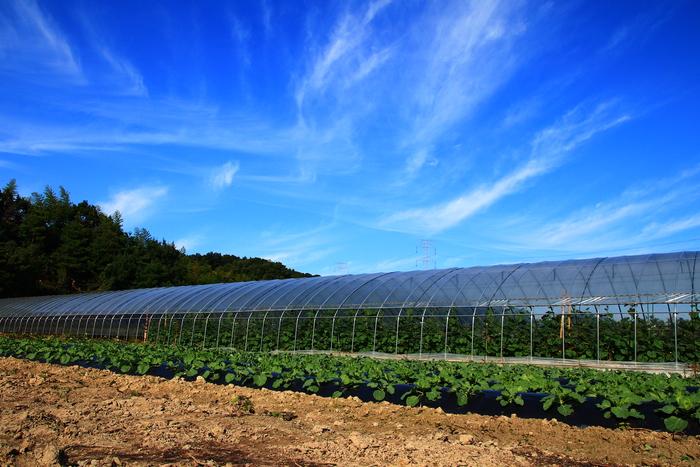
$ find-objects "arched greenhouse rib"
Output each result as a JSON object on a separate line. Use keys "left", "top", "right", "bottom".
{"left": 1, "top": 251, "right": 698, "bottom": 366}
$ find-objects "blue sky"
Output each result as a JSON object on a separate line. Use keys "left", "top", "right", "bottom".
{"left": 2, "top": 0, "right": 700, "bottom": 276}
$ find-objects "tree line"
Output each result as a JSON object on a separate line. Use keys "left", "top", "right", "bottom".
{"left": 0, "top": 180, "right": 315, "bottom": 298}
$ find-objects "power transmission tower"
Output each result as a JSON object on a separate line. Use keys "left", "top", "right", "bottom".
{"left": 334, "top": 262, "right": 349, "bottom": 275}
{"left": 416, "top": 239, "right": 436, "bottom": 270}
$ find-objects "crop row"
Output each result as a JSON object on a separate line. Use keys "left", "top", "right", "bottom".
{"left": 145, "top": 307, "right": 700, "bottom": 363}
{"left": 1, "top": 334, "right": 699, "bottom": 433}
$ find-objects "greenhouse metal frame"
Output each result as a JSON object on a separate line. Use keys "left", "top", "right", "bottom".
{"left": 0, "top": 251, "right": 698, "bottom": 366}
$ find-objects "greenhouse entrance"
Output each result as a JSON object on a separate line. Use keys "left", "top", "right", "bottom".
{"left": 1, "top": 251, "right": 698, "bottom": 371}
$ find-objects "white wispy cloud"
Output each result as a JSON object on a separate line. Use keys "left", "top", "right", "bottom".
{"left": 295, "top": 0, "right": 395, "bottom": 107}
{"left": 210, "top": 161, "right": 240, "bottom": 190}
{"left": 399, "top": 0, "right": 528, "bottom": 176}
{"left": 384, "top": 99, "right": 631, "bottom": 233}
{"left": 99, "top": 185, "right": 168, "bottom": 225}
{"left": 256, "top": 222, "right": 340, "bottom": 269}
{"left": 0, "top": 159, "right": 22, "bottom": 170}
{"left": 385, "top": 157, "right": 551, "bottom": 233}
{"left": 96, "top": 46, "right": 148, "bottom": 97}
{"left": 0, "top": 97, "right": 297, "bottom": 157}
{"left": 642, "top": 215, "right": 700, "bottom": 240}
{"left": 518, "top": 166, "right": 700, "bottom": 252}
{"left": 0, "top": 0, "right": 83, "bottom": 81}
{"left": 226, "top": 11, "right": 252, "bottom": 67}
{"left": 530, "top": 100, "right": 630, "bottom": 157}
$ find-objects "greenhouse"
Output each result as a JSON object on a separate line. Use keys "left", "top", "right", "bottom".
{"left": 0, "top": 251, "right": 698, "bottom": 366}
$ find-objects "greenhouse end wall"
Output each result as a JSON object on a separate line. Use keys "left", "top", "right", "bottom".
{"left": 0, "top": 251, "right": 698, "bottom": 365}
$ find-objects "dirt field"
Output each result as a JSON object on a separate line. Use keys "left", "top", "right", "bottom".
{"left": 1, "top": 357, "right": 699, "bottom": 467}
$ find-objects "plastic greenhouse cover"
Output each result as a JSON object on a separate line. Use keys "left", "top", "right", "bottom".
{"left": 0, "top": 251, "right": 698, "bottom": 318}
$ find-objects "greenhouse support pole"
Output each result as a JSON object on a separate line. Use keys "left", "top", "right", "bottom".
{"left": 80, "top": 316, "right": 88, "bottom": 337}
{"left": 35, "top": 316, "right": 42, "bottom": 335}
{"left": 293, "top": 310, "right": 302, "bottom": 352}
{"left": 107, "top": 315, "right": 116, "bottom": 340}
{"left": 444, "top": 309, "right": 451, "bottom": 359}
{"left": 351, "top": 310, "right": 360, "bottom": 353}
{"left": 165, "top": 309, "right": 177, "bottom": 345}
{"left": 372, "top": 309, "right": 380, "bottom": 353}
{"left": 260, "top": 311, "right": 270, "bottom": 351}
{"left": 124, "top": 316, "right": 131, "bottom": 342}
{"left": 277, "top": 310, "right": 286, "bottom": 351}
{"left": 500, "top": 313, "right": 505, "bottom": 358}
{"left": 202, "top": 313, "right": 211, "bottom": 348}
{"left": 471, "top": 311, "right": 476, "bottom": 357}
{"left": 215, "top": 313, "right": 224, "bottom": 348}
{"left": 13, "top": 316, "right": 23, "bottom": 334}
{"left": 419, "top": 309, "right": 427, "bottom": 359}
{"left": 90, "top": 315, "right": 100, "bottom": 339}
{"left": 311, "top": 309, "right": 320, "bottom": 351}
{"left": 395, "top": 309, "right": 403, "bottom": 354}
{"left": 330, "top": 309, "right": 340, "bottom": 352}
{"left": 229, "top": 314, "right": 237, "bottom": 348}
{"left": 114, "top": 316, "right": 122, "bottom": 341}
{"left": 561, "top": 313, "right": 566, "bottom": 361}
{"left": 152, "top": 314, "right": 162, "bottom": 344}
{"left": 529, "top": 308, "right": 534, "bottom": 358}
{"left": 178, "top": 313, "right": 189, "bottom": 346}
{"left": 674, "top": 307, "right": 679, "bottom": 364}
{"left": 633, "top": 308, "right": 638, "bottom": 362}
{"left": 189, "top": 314, "right": 199, "bottom": 347}
{"left": 244, "top": 313, "right": 252, "bottom": 352}
{"left": 596, "top": 306, "right": 600, "bottom": 363}
{"left": 9, "top": 316, "right": 18, "bottom": 334}
{"left": 27, "top": 316, "right": 37, "bottom": 334}
{"left": 37, "top": 315, "right": 46, "bottom": 335}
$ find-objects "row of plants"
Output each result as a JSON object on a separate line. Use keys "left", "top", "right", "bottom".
{"left": 1, "top": 334, "right": 699, "bottom": 433}
{"left": 138, "top": 306, "right": 700, "bottom": 363}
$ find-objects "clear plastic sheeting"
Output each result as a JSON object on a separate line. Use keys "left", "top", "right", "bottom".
{"left": 0, "top": 251, "right": 698, "bottom": 365}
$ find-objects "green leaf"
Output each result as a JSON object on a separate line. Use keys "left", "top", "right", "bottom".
{"left": 426, "top": 389, "right": 442, "bottom": 401}
{"left": 659, "top": 404, "right": 676, "bottom": 415}
{"left": 571, "top": 393, "right": 587, "bottom": 404}
{"left": 224, "top": 372, "right": 236, "bottom": 383}
{"left": 136, "top": 362, "right": 150, "bottom": 374}
{"left": 253, "top": 374, "right": 268, "bottom": 387}
{"left": 557, "top": 404, "right": 574, "bottom": 417}
{"left": 664, "top": 416, "right": 688, "bottom": 433}
{"left": 120, "top": 364, "right": 131, "bottom": 373}
{"left": 373, "top": 389, "right": 386, "bottom": 401}
{"left": 405, "top": 395, "right": 420, "bottom": 407}
{"left": 542, "top": 395, "right": 555, "bottom": 411}
{"left": 456, "top": 392, "right": 469, "bottom": 406}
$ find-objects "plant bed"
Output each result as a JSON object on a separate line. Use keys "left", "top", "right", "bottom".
{"left": 2, "top": 334, "right": 699, "bottom": 434}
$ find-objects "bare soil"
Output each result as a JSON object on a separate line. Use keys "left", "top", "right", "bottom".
{"left": 1, "top": 357, "right": 699, "bottom": 467}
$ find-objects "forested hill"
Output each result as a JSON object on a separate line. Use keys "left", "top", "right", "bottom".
{"left": 0, "top": 180, "right": 316, "bottom": 299}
